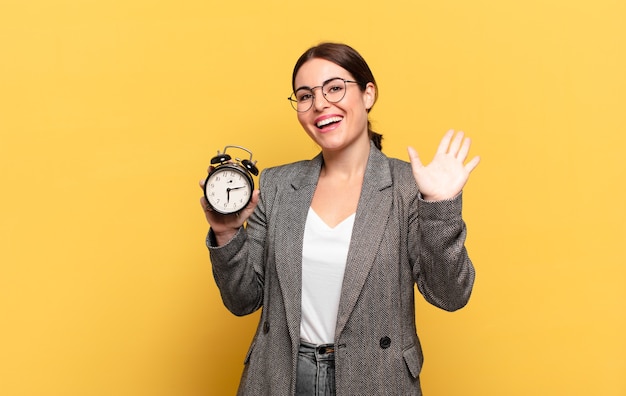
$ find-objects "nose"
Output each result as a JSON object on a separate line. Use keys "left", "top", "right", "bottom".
{"left": 312, "top": 89, "right": 329, "bottom": 112}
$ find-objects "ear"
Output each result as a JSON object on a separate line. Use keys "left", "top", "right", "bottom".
{"left": 363, "top": 82, "right": 376, "bottom": 110}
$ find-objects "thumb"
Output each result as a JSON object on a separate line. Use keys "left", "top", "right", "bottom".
{"left": 407, "top": 146, "right": 423, "bottom": 169}
{"left": 240, "top": 190, "right": 260, "bottom": 219}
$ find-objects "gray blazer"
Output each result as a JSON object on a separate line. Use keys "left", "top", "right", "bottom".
{"left": 208, "top": 143, "right": 475, "bottom": 395}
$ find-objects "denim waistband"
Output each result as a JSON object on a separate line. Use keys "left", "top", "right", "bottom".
{"left": 299, "top": 340, "right": 335, "bottom": 357}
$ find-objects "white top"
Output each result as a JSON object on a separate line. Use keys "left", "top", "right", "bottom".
{"left": 300, "top": 208, "right": 355, "bottom": 345}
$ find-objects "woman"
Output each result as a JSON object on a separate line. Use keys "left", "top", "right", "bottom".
{"left": 201, "top": 42, "right": 480, "bottom": 395}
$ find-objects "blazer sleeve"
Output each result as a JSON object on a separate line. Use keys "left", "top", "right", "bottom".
{"left": 205, "top": 170, "right": 271, "bottom": 316}
{"left": 412, "top": 192, "right": 476, "bottom": 311}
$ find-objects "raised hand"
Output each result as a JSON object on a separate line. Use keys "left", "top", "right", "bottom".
{"left": 199, "top": 170, "right": 260, "bottom": 246}
{"left": 407, "top": 129, "right": 480, "bottom": 201}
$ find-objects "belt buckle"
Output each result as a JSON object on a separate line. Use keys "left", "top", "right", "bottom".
{"left": 318, "top": 346, "right": 334, "bottom": 354}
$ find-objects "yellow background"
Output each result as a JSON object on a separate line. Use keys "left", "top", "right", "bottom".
{"left": 1, "top": 0, "right": 624, "bottom": 395}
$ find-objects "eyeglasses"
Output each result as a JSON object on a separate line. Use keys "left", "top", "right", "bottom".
{"left": 288, "top": 78, "right": 359, "bottom": 112}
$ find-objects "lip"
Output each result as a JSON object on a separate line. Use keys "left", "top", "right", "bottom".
{"left": 314, "top": 114, "right": 344, "bottom": 130}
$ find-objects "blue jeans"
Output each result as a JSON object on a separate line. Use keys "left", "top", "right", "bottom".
{"left": 295, "top": 340, "right": 336, "bottom": 396}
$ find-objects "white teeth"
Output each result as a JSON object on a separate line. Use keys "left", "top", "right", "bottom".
{"left": 316, "top": 116, "right": 343, "bottom": 128}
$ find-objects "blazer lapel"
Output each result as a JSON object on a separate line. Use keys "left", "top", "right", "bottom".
{"left": 271, "top": 147, "right": 394, "bottom": 343}
{"left": 335, "top": 145, "right": 393, "bottom": 337}
{"left": 273, "top": 154, "right": 322, "bottom": 344}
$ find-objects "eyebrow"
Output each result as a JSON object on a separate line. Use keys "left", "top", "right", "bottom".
{"left": 294, "top": 77, "right": 344, "bottom": 93}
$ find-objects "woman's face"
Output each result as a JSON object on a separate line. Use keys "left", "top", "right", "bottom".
{"left": 293, "top": 58, "right": 376, "bottom": 152}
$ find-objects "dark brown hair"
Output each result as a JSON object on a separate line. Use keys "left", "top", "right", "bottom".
{"left": 292, "top": 42, "right": 383, "bottom": 150}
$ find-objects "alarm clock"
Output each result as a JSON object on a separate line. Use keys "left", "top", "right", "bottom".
{"left": 204, "top": 145, "right": 259, "bottom": 215}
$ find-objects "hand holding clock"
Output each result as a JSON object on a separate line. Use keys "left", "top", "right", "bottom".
{"left": 200, "top": 174, "right": 260, "bottom": 246}
{"left": 199, "top": 146, "right": 260, "bottom": 246}
{"left": 407, "top": 130, "right": 480, "bottom": 201}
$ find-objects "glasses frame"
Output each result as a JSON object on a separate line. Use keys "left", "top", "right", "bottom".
{"left": 288, "top": 78, "right": 360, "bottom": 112}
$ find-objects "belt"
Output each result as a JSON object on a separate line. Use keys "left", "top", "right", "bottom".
{"left": 317, "top": 345, "right": 334, "bottom": 354}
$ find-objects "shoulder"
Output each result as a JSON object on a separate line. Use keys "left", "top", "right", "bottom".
{"left": 259, "top": 160, "right": 308, "bottom": 185}
{"left": 370, "top": 148, "right": 416, "bottom": 191}
{"left": 258, "top": 155, "right": 322, "bottom": 190}
{"left": 388, "top": 157, "right": 419, "bottom": 197}
{"left": 370, "top": 153, "right": 418, "bottom": 201}
{"left": 261, "top": 160, "right": 309, "bottom": 179}
{"left": 362, "top": 146, "right": 419, "bottom": 205}
{"left": 387, "top": 156, "right": 412, "bottom": 177}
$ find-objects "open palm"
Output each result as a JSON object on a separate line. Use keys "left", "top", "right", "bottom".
{"left": 408, "top": 130, "right": 480, "bottom": 201}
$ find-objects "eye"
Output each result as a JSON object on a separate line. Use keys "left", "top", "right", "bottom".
{"left": 326, "top": 83, "right": 344, "bottom": 94}
{"left": 297, "top": 91, "right": 313, "bottom": 102}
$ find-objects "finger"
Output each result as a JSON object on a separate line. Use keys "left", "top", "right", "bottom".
{"left": 239, "top": 190, "right": 260, "bottom": 219}
{"left": 200, "top": 196, "right": 211, "bottom": 212}
{"left": 457, "top": 137, "right": 471, "bottom": 162}
{"left": 248, "top": 190, "right": 260, "bottom": 211}
{"left": 448, "top": 130, "right": 465, "bottom": 156}
{"left": 250, "top": 190, "right": 260, "bottom": 206}
{"left": 436, "top": 129, "right": 455, "bottom": 155}
{"left": 407, "top": 146, "right": 423, "bottom": 169}
{"left": 465, "top": 155, "right": 481, "bottom": 173}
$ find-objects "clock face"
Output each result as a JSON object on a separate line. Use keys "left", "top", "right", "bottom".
{"left": 204, "top": 165, "right": 253, "bottom": 214}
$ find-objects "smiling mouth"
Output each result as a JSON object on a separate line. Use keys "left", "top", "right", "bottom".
{"left": 316, "top": 116, "right": 343, "bottom": 129}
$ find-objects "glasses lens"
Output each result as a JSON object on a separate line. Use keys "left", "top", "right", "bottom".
{"left": 323, "top": 78, "right": 347, "bottom": 103}
{"left": 290, "top": 89, "right": 314, "bottom": 112}
{"left": 288, "top": 93, "right": 301, "bottom": 111}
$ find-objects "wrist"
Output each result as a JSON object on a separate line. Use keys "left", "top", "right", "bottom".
{"left": 214, "top": 229, "right": 238, "bottom": 246}
{"left": 419, "top": 191, "right": 460, "bottom": 202}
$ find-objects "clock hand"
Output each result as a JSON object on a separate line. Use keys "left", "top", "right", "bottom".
{"left": 226, "top": 186, "right": 246, "bottom": 204}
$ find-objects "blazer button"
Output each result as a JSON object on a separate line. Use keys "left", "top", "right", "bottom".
{"left": 263, "top": 321, "right": 270, "bottom": 334}
{"left": 380, "top": 336, "right": 391, "bottom": 349}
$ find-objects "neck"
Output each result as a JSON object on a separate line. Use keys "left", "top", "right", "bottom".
{"left": 320, "top": 138, "right": 370, "bottom": 180}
